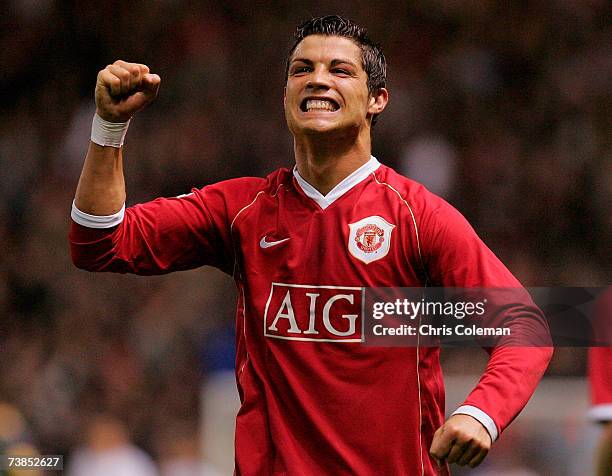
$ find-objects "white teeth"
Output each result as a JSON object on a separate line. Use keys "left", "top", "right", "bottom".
{"left": 305, "top": 99, "right": 337, "bottom": 111}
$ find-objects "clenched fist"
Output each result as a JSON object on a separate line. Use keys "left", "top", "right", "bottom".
{"left": 430, "top": 414, "right": 492, "bottom": 469}
{"left": 95, "top": 60, "right": 160, "bottom": 123}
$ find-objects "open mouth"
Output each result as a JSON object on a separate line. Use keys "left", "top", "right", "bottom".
{"left": 300, "top": 98, "right": 340, "bottom": 112}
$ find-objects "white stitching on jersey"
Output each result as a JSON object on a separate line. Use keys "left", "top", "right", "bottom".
{"left": 230, "top": 183, "right": 286, "bottom": 384}
{"left": 229, "top": 184, "right": 284, "bottom": 276}
{"left": 230, "top": 191, "right": 265, "bottom": 279}
{"left": 416, "top": 304, "right": 424, "bottom": 476}
{"left": 229, "top": 191, "right": 266, "bottom": 379}
{"left": 371, "top": 171, "right": 425, "bottom": 475}
{"left": 230, "top": 183, "right": 284, "bottom": 234}
{"left": 270, "top": 183, "right": 284, "bottom": 198}
{"left": 237, "top": 280, "right": 249, "bottom": 382}
{"left": 370, "top": 172, "right": 425, "bottom": 278}
{"left": 230, "top": 191, "right": 266, "bottom": 232}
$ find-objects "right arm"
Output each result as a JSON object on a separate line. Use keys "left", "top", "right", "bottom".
{"left": 74, "top": 60, "right": 160, "bottom": 215}
{"left": 70, "top": 61, "right": 234, "bottom": 275}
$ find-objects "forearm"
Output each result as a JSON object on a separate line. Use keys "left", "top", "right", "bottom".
{"left": 74, "top": 141, "right": 126, "bottom": 215}
{"left": 73, "top": 60, "right": 159, "bottom": 216}
{"left": 461, "top": 345, "right": 553, "bottom": 436}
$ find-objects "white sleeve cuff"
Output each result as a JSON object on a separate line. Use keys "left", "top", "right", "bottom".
{"left": 587, "top": 404, "right": 612, "bottom": 423}
{"left": 452, "top": 405, "right": 499, "bottom": 442}
{"left": 71, "top": 200, "right": 125, "bottom": 228}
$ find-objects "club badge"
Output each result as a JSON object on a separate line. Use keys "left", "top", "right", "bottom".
{"left": 348, "top": 216, "right": 395, "bottom": 264}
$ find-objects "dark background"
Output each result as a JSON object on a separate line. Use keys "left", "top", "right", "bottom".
{"left": 0, "top": 1, "right": 609, "bottom": 474}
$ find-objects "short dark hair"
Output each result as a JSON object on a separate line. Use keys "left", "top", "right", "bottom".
{"left": 286, "top": 15, "right": 387, "bottom": 124}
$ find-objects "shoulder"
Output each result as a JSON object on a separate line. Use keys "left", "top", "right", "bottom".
{"left": 372, "top": 163, "right": 483, "bottom": 262}
{"left": 202, "top": 168, "right": 289, "bottom": 198}
{"left": 372, "top": 164, "right": 462, "bottom": 223}
{"left": 193, "top": 168, "right": 292, "bottom": 225}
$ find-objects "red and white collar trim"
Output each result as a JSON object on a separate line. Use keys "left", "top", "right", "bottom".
{"left": 293, "top": 156, "right": 381, "bottom": 209}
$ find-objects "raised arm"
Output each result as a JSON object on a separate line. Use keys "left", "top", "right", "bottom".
{"left": 69, "top": 61, "right": 235, "bottom": 276}
{"left": 74, "top": 60, "right": 160, "bottom": 215}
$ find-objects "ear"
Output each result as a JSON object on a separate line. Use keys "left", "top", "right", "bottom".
{"left": 283, "top": 86, "right": 287, "bottom": 107}
{"left": 367, "top": 87, "right": 389, "bottom": 115}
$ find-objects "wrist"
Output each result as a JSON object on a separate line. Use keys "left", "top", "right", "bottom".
{"left": 91, "top": 113, "right": 131, "bottom": 148}
{"left": 452, "top": 405, "right": 498, "bottom": 442}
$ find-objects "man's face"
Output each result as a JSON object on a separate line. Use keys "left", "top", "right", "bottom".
{"left": 284, "top": 35, "right": 378, "bottom": 137}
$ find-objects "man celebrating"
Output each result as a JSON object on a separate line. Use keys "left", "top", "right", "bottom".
{"left": 70, "top": 16, "right": 552, "bottom": 475}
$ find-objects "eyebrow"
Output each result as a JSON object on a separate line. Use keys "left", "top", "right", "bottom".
{"left": 290, "top": 58, "right": 359, "bottom": 68}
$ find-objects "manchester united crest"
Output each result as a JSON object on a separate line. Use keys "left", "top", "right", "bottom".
{"left": 348, "top": 216, "right": 395, "bottom": 264}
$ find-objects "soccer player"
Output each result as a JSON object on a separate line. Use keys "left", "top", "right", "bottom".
{"left": 70, "top": 16, "right": 553, "bottom": 475}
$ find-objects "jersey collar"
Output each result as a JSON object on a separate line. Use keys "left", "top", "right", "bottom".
{"left": 293, "top": 156, "right": 381, "bottom": 209}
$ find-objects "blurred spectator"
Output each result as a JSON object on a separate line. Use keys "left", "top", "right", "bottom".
{"left": 67, "top": 414, "right": 158, "bottom": 476}
{"left": 399, "top": 133, "right": 457, "bottom": 198}
{"left": 156, "top": 421, "right": 223, "bottom": 476}
{"left": 0, "top": 402, "right": 27, "bottom": 443}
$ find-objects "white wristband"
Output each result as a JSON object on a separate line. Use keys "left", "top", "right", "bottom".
{"left": 91, "top": 113, "right": 131, "bottom": 148}
{"left": 71, "top": 200, "right": 125, "bottom": 228}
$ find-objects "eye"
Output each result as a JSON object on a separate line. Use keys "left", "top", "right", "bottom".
{"left": 331, "top": 68, "right": 351, "bottom": 76}
{"left": 291, "top": 66, "right": 312, "bottom": 75}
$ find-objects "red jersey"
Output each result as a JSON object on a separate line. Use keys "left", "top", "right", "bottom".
{"left": 587, "top": 287, "right": 612, "bottom": 423}
{"left": 589, "top": 346, "right": 612, "bottom": 424}
{"left": 70, "top": 158, "right": 552, "bottom": 475}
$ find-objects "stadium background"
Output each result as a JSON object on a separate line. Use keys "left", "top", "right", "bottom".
{"left": 0, "top": 1, "right": 609, "bottom": 474}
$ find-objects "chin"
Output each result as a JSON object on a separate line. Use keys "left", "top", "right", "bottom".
{"left": 298, "top": 115, "right": 348, "bottom": 132}
{"left": 301, "top": 122, "right": 341, "bottom": 135}
{"left": 303, "top": 120, "right": 363, "bottom": 140}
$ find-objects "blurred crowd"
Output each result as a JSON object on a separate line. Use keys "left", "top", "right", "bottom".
{"left": 0, "top": 0, "right": 610, "bottom": 474}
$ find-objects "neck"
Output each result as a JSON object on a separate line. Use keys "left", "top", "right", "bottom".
{"left": 293, "top": 131, "right": 372, "bottom": 195}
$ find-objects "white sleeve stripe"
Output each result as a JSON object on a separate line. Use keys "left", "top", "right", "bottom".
{"left": 452, "top": 405, "right": 499, "bottom": 442}
{"left": 71, "top": 200, "right": 125, "bottom": 228}
{"left": 587, "top": 404, "right": 612, "bottom": 422}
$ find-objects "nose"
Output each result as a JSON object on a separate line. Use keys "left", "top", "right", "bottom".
{"left": 306, "top": 66, "right": 331, "bottom": 91}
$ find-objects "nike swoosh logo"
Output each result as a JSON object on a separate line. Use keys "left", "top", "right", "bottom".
{"left": 259, "top": 236, "right": 290, "bottom": 249}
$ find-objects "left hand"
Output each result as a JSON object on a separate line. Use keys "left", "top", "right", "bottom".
{"left": 429, "top": 414, "right": 492, "bottom": 469}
